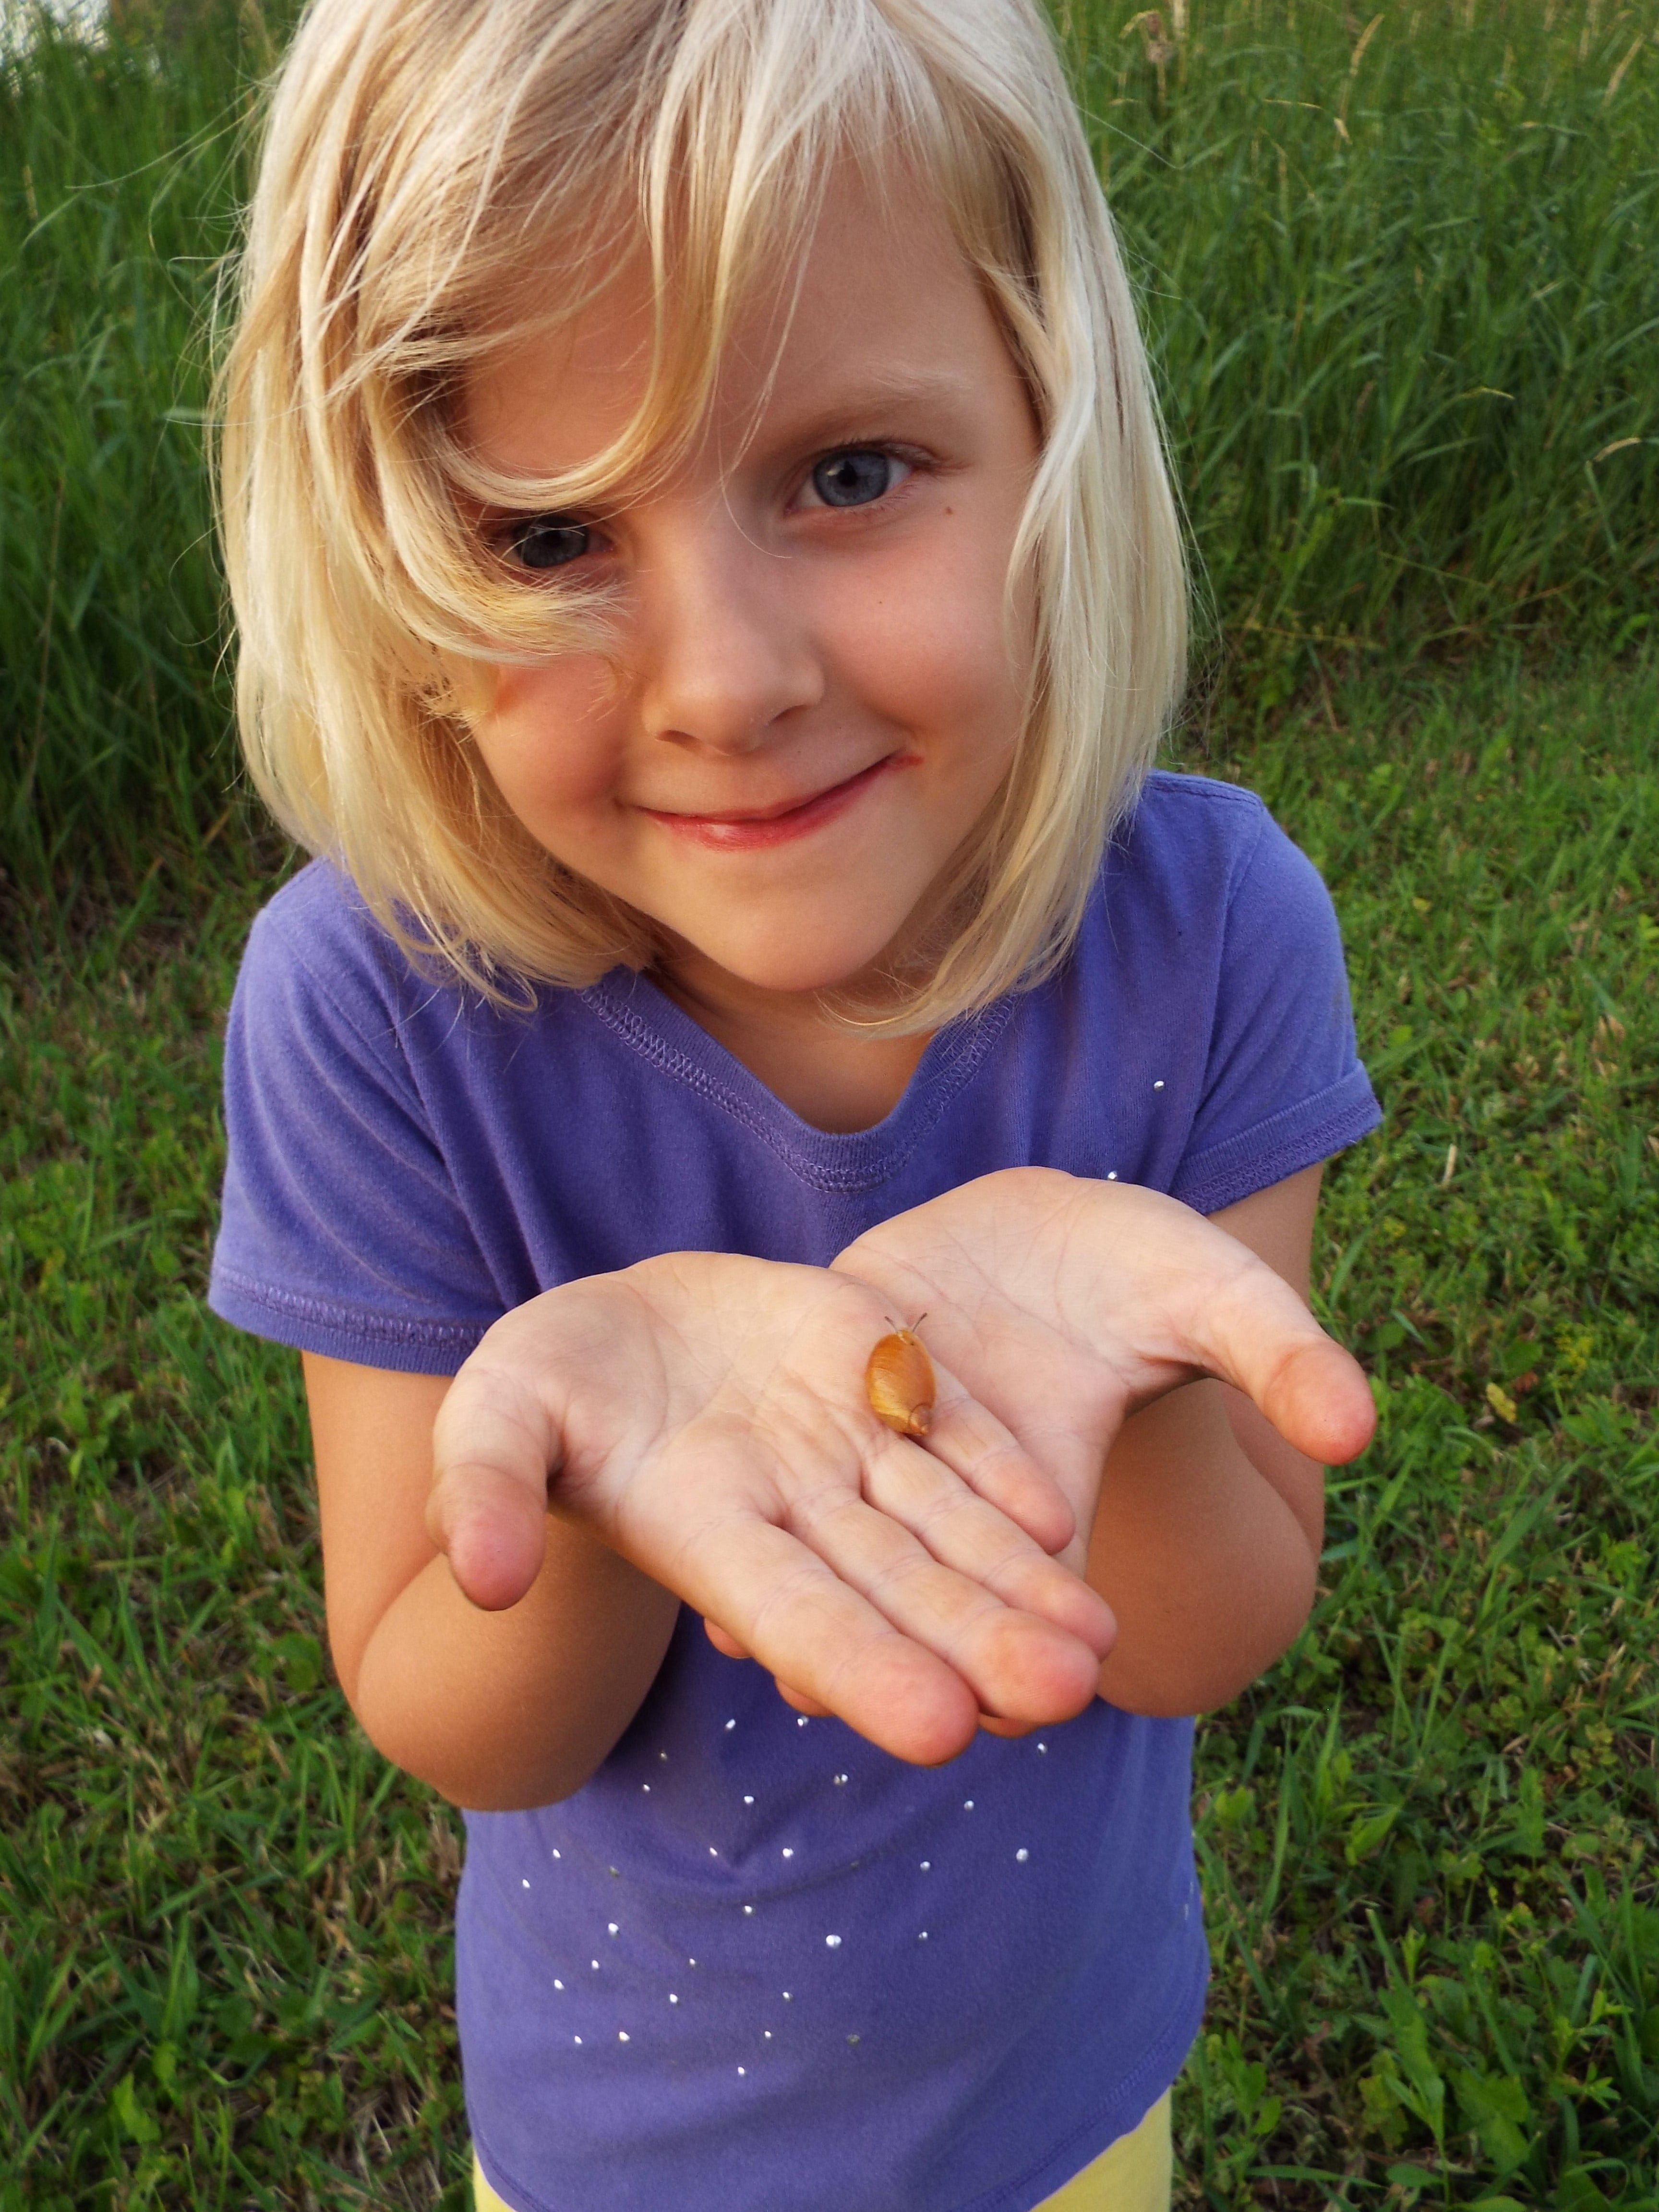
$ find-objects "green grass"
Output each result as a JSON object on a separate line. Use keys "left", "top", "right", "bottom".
{"left": 1173, "top": 653, "right": 1659, "bottom": 2208}
{"left": 0, "top": 0, "right": 281, "bottom": 912}
{"left": 2, "top": 0, "right": 1656, "bottom": 907}
{"left": 3, "top": 653, "right": 1656, "bottom": 2207}
{"left": 1072, "top": 0, "right": 1659, "bottom": 699}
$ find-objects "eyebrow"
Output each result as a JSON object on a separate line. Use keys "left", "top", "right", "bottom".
{"left": 469, "top": 365, "right": 983, "bottom": 518}
{"left": 735, "top": 366, "right": 982, "bottom": 455}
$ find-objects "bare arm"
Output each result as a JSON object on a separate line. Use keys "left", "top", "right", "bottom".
{"left": 1088, "top": 1166, "right": 1329, "bottom": 1717}
{"left": 306, "top": 1354, "right": 680, "bottom": 1811}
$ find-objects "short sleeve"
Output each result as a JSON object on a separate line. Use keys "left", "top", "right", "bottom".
{"left": 1168, "top": 810, "right": 1380, "bottom": 1215}
{"left": 208, "top": 890, "right": 504, "bottom": 1373}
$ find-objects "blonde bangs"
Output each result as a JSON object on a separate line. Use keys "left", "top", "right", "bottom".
{"left": 216, "top": 0, "right": 1186, "bottom": 1016}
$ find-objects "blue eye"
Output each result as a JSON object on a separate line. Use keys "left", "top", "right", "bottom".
{"left": 810, "top": 449, "right": 896, "bottom": 508}
{"left": 508, "top": 517, "right": 591, "bottom": 569}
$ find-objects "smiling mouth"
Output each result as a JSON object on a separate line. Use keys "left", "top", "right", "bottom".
{"left": 639, "top": 752, "right": 914, "bottom": 851}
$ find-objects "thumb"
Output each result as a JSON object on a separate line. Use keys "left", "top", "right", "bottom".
{"left": 1197, "top": 1264, "right": 1376, "bottom": 1465}
{"left": 428, "top": 1362, "right": 558, "bottom": 1609}
{"left": 1251, "top": 1332, "right": 1376, "bottom": 1465}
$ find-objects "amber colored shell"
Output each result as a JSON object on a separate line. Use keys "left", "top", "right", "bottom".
{"left": 865, "top": 1328, "right": 936, "bottom": 1438}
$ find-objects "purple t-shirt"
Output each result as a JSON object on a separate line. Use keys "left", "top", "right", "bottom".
{"left": 210, "top": 772, "right": 1379, "bottom": 2212}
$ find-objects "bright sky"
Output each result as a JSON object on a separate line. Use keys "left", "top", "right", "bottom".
{"left": 3, "top": 0, "right": 109, "bottom": 47}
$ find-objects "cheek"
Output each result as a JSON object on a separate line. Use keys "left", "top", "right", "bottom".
{"left": 476, "top": 655, "right": 622, "bottom": 815}
{"left": 828, "top": 532, "right": 1029, "bottom": 757}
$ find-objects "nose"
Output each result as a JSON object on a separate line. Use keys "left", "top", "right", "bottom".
{"left": 633, "top": 508, "right": 823, "bottom": 755}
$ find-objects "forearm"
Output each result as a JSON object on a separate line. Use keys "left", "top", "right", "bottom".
{"left": 1087, "top": 1378, "right": 1321, "bottom": 1718}
{"left": 349, "top": 1516, "right": 680, "bottom": 1810}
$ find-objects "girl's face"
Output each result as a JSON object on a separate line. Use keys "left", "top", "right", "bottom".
{"left": 464, "top": 172, "right": 1040, "bottom": 1004}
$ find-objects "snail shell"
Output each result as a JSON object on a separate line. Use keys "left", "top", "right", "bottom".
{"left": 865, "top": 1328, "right": 936, "bottom": 1438}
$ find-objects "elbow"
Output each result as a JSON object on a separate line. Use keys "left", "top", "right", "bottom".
{"left": 1098, "top": 1553, "right": 1319, "bottom": 1720}
{"left": 346, "top": 1666, "right": 609, "bottom": 1813}
{"left": 354, "top": 1696, "right": 604, "bottom": 1811}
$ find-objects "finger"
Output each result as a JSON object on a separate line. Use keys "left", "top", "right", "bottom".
{"left": 775, "top": 1681, "right": 834, "bottom": 1717}
{"left": 426, "top": 1461, "right": 549, "bottom": 1611}
{"left": 673, "top": 1511, "right": 985, "bottom": 1763}
{"left": 429, "top": 1358, "right": 559, "bottom": 1610}
{"left": 703, "top": 1619, "right": 751, "bottom": 1661}
{"left": 775, "top": 1484, "right": 1107, "bottom": 1729}
{"left": 1184, "top": 1265, "right": 1376, "bottom": 1465}
{"left": 1259, "top": 1337, "right": 1377, "bottom": 1466}
{"left": 656, "top": 1502, "right": 1097, "bottom": 1762}
{"left": 857, "top": 1429, "right": 1115, "bottom": 1658}
{"left": 917, "top": 1356, "right": 1077, "bottom": 1556}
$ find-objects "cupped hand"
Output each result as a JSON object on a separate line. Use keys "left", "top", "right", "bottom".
{"left": 427, "top": 1253, "right": 1115, "bottom": 1765}
{"left": 833, "top": 1169, "right": 1376, "bottom": 1569}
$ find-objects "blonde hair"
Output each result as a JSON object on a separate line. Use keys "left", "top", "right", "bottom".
{"left": 217, "top": 0, "right": 1186, "bottom": 1026}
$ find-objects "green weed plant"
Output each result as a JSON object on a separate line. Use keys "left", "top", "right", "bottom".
{"left": 3, "top": 655, "right": 1656, "bottom": 2205}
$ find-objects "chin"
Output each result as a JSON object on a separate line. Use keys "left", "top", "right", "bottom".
{"left": 705, "top": 929, "right": 903, "bottom": 998}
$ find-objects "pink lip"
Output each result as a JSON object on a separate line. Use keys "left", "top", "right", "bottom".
{"left": 640, "top": 753, "right": 914, "bottom": 851}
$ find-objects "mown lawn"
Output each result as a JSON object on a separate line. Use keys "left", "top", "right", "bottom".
{"left": 3, "top": 652, "right": 1656, "bottom": 2209}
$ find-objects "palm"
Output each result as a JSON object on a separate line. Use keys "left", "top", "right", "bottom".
{"left": 835, "top": 1169, "right": 1376, "bottom": 1564}
{"left": 431, "top": 1252, "right": 1112, "bottom": 1765}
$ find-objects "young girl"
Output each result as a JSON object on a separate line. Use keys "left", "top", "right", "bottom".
{"left": 208, "top": 1, "right": 1382, "bottom": 2206}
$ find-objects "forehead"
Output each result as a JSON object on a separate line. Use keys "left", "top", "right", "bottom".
{"left": 463, "top": 169, "right": 1016, "bottom": 484}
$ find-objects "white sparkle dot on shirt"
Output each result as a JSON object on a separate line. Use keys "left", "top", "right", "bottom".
{"left": 553, "top": 1979, "right": 564, "bottom": 1991}
{"left": 608, "top": 1922, "right": 619, "bottom": 1935}
{"left": 591, "top": 1960, "right": 600, "bottom": 1970}
{"left": 1106, "top": 1171, "right": 1118, "bottom": 1181}
{"left": 521, "top": 1878, "right": 530, "bottom": 1888}
{"left": 1154, "top": 1079, "right": 1165, "bottom": 1089}
{"left": 574, "top": 2035, "right": 582, "bottom": 2045}
{"left": 551, "top": 1849, "right": 562, "bottom": 1859}
{"left": 1016, "top": 1848, "right": 1030, "bottom": 1862}
{"left": 782, "top": 1991, "right": 792, "bottom": 2000}
{"left": 743, "top": 1794, "right": 755, "bottom": 1805}
{"left": 689, "top": 1958, "right": 697, "bottom": 1968}
{"left": 618, "top": 2031, "right": 629, "bottom": 2043}
{"left": 764, "top": 2030, "right": 772, "bottom": 2039}
{"left": 920, "top": 1861, "right": 931, "bottom": 1872}
{"left": 670, "top": 1994, "right": 679, "bottom": 2004}
{"left": 781, "top": 1847, "right": 794, "bottom": 1859}
{"left": 797, "top": 1716, "right": 809, "bottom": 1727}
{"left": 834, "top": 1773, "right": 849, "bottom": 1786}
{"left": 1037, "top": 1742, "right": 1047, "bottom": 1753}
{"left": 737, "top": 2066, "right": 746, "bottom": 2076}
{"left": 709, "top": 1846, "right": 719, "bottom": 1857}
{"left": 724, "top": 1718, "right": 736, "bottom": 1731}
{"left": 963, "top": 1800, "right": 974, "bottom": 1811}
{"left": 847, "top": 2034, "right": 861, "bottom": 2045}
{"left": 918, "top": 1930, "right": 929, "bottom": 1942}
{"left": 743, "top": 1905, "right": 755, "bottom": 1916}
{"left": 825, "top": 1934, "right": 842, "bottom": 1948}
{"left": 608, "top": 1866, "right": 620, "bottom": 1877}
{"left": 659, "top": 1751, "right": 668, "bottom": 1762}
{"left": 642, "top": 1783, "right": 650, "bottom": 1793}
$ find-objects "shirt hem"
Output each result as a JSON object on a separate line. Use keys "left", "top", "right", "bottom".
{"left": 207, "top": 1268, "right": 487, "bottom": 1375}
{"left": 468, "top": 1942, "right": 1207, "bottom": 2212}
{"left": 1172, "top": 1077, "right": 1381, "bottom": 1218}
{"left": 950, "top": 1942, "right": 1207, "bottom": 2212}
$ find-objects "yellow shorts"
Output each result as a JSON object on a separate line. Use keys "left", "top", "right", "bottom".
{"left": 472, "top": 2089, "right": 1172, "bottom": 2212}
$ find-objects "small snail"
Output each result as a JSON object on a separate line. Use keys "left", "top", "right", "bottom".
{"left": 865, "top": 1327, "right": 936, "bottom": 1438}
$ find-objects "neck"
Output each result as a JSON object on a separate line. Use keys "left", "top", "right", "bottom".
{"left": 654, "top": 948, "right": 931, "bottom": 1134}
